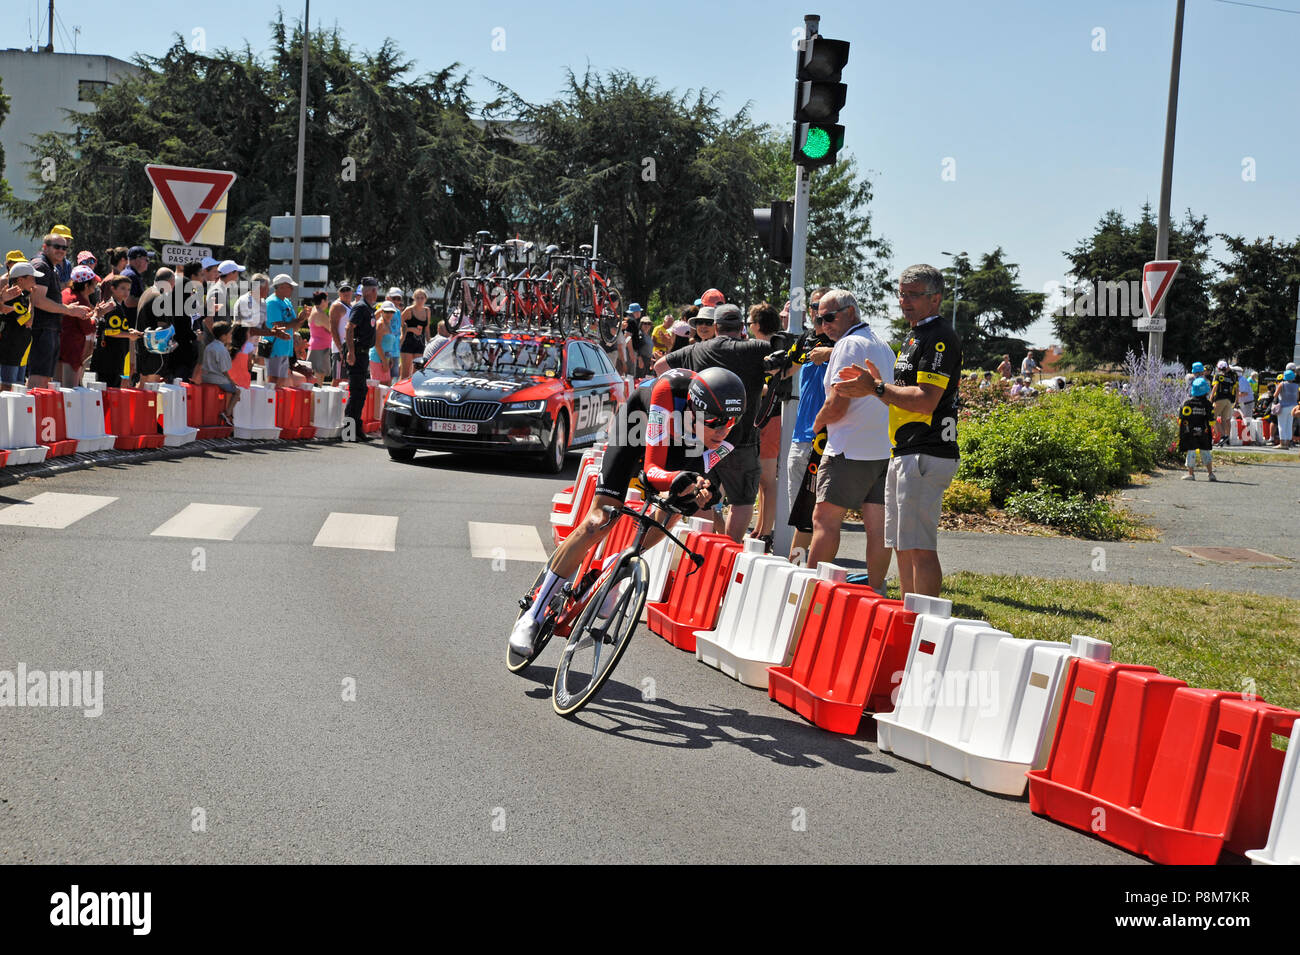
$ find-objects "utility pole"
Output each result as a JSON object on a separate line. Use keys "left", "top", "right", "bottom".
{"left": 1149, "top": 0, "right": 1185, "bottom": 362}
{"left": 291, "top": 0, "right": 310, "bottom": 294}
{"left": 773, "top": 13, "right": 820, "bottom": 560}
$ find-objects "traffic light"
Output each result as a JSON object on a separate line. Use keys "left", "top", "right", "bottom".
{"left": 792, "top": 35, "right": 849, "bottom": 168}
{"left": 752, "top": 200, "right": 794, "bottom": 265}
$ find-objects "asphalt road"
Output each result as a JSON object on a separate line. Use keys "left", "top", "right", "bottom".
{"left": 0, "top": 442, "right": 1141, "bottom": 864}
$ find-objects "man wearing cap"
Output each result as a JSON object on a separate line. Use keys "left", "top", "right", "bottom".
{"left": 345, "top": 277, "right": 380, "bottom": 438}
{"left": 265, "top": 274, "right": 304, "bottom": 388}
{"left": 50, "top": 225, "right": 75, "bottom": 286}
{"left": 386, "top": 287, "right": 404, "bottom": 311}
{"left": 233, "top": 273, "right": 271, "bottom": 381}
{"left": 654, "top": 302, "right": 782, "bottom": 542}
{"left": 700, "top": 288, "right": 725, "bottom": 308}
{"left": 26, "top": 234, "right": 93, "bottom": 390}
{"left": 330, "top": 283, "right": 355, "bottom": 382}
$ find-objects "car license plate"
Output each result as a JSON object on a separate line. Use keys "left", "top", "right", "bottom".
{"left": 429, "top": 421, "right": 477, "bottom": 434}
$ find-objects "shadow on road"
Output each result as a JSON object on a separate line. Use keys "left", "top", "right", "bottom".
{"left": 515, "top": 665, "right": 895, "bottom": 774}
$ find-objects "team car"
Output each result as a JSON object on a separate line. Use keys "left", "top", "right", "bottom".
{"left": 381, "top": 331, "right": 631, "bottom": 472}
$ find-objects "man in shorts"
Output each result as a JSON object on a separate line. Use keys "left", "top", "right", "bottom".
{"left": 806, "top": 288, "right": 895, "bottom": 594}
{"left": 833, "top": 264, "right": 963, "bottom": 598}
{"left": 265, "top": 274, "right": 304, "bottom": 388}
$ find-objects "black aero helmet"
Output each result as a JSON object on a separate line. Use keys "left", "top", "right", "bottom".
{"left": 688, "top": 367, "right": 746, "bottom": 423}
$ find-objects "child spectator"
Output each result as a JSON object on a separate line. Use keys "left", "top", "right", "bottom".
{"left": 58, "top": 264, "right": 99, "bottom": 387}
{"left": 1255, "top": 383, "right": 1276, "bottom": 443}
{"left": 1179, "top": 376, "right": 1216, "bottom": 481}
{"left": 90, "top": 275, "right": 144, "bottom": 388}
{"left": 0, "top": 261, "right": 39, "bottom": 390}
{"left": 201, "top": 321, "right": 240, "bottom": 424}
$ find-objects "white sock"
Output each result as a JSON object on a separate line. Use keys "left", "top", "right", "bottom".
{"left": 525, "top": 570, "right": 570, "bottom": 622}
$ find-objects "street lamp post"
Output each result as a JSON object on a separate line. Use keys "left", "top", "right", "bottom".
{"left": 940, "top": 251, "right": 964, "bottom": 326}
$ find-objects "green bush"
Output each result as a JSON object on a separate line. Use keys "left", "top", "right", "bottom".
{"left": 957, "top": 386, "right": 1161, "bottom": 503}
{"left": 1004, "top": 490, "right": 1134, "bottom": 539}
{"left": 943, "top": 480, "right": 992, "bottom": 514}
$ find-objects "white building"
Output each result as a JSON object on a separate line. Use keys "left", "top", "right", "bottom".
{"left": 0, "top": 48, "right": 140, "bottom": 257}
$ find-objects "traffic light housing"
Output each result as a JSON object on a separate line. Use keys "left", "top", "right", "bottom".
{"left": 752, "top": 200, "right": 794, "bottom": 265}
{"left": 792, "top": 35, "right": 849, "bottom": 168}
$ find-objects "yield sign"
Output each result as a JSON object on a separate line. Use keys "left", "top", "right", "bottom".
{"left": 145, "top": 164, "right": 237, "bottom": 245}
{"left": 1141, "top": 260, "right": 1181, "bottom": 317}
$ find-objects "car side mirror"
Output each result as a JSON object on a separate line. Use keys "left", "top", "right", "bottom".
{"left": 571, "top": 367, "right": 595, "bottom": 381}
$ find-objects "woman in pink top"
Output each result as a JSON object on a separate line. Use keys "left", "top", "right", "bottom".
{"left": 306, "top": 291, "right": 333, "bottom": 380}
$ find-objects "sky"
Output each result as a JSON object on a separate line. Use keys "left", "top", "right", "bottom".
{"left": 18, "top": 0, "right": 1300, "bottom": 344}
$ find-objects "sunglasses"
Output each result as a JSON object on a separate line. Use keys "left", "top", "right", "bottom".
{"left": 693, "top": 318, "right": 714, "bottom": 326}
{"left": 48, "top": 243, "right": 69, "bottom": 250}
{"left": 702, "top": 415, "right": 735, "bottom": 430}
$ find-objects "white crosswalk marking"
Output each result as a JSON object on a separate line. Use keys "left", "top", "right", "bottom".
{"left": 467, "top": 521, "right": 549, "bottom": 563}
{"left": 313, "top": 512, "right": 398, "bottom": 552}
{"left": 151, "top": 504, "right": 261, "bottom": 541}
{"left": 0, "top": 492, "right": 117, "bottom": 529}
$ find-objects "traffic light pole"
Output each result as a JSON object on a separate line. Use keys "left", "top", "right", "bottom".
{"left": 772, "top": 32, "right": 817, "bottom": 562}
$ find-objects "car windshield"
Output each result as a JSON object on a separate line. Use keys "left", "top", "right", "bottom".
{"left": 425, "top": 338, "right": 562, "bottom": 377}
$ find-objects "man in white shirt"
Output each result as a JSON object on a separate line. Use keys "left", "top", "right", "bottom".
{"left": 806, "top": 288, "right": 895, "bottom": 593}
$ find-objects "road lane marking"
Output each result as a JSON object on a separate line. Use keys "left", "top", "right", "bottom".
{"left": 0, "top": 492, "right": 117, "bottom": 529}
{"left": 468, "top": 522, "right": 549, "bottom": 563}
{"left": 150, "top": 504, "right": 261, "bottom": 541}
{"left": 313, "top": 512, "right": 398, "bottom": 552}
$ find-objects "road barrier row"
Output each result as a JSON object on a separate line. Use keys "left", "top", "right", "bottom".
{"left": 549, "top": 489, "right": 1300, "bottom": 865}
{"left": 0, "top": 380, "right": 387, "bottom": 468}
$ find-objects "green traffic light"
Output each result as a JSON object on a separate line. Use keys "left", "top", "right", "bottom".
{"left": 801, "top": 126, "right": 831, "bottom": 159}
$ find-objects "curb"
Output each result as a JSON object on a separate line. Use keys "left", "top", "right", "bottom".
{"left": 0, "top": 435, "right": 357, "bottom": 487}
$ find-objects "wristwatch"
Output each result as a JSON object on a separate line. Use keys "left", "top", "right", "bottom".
{"left": 874, "top": 380, "right": 886, "bottom": 397}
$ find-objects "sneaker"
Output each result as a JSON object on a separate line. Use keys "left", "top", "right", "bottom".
{"left": 1181, "top": 473, "right": 1195, "bottom": 481}
{"left": 509, "top": 615, "right": 541, "bottom": 656}
{"left": 1207, "top": 472, "right": 1217, "bottom": 482}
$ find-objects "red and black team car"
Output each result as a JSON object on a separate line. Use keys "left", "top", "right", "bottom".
{"left": 381, "top": 331, "right": 630, "bottom": 472}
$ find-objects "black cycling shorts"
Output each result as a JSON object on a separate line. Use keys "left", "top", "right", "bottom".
{"left": 594, "top": 443, "right": 720, "bottom": 516}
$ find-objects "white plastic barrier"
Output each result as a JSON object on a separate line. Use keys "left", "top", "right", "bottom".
{"left": 696, "top": 540, "right": 803, "bottom": 685}
{"left": 875, "top": 609, "right": 1113, "bottom": 796}
{"left": 233, "top": 385, "right": 280, "bottom": 439}
{"left": 311, "top": 386, "right": 345, "bottom": 438}
{"left": 0, "top": 392, "right": 49, "bottom": 465}
{"left": 1249, "top": 417, "right": 1265, "bottom": 446}
{"left": 60, "top": 387, "right": 116, "bottom": 452}
{"left": 549, "top": 459, "right": 601, "bottom": 537}
{"left": 553, "top": 450, "right": 601, "bottom": 513}
{"left": 1247, "top": 721, "right": 1300, "bottom": 865}
{"left": 143, "top": 383, "right": 198, "bottom": 447}
{"left": 81, "top": 373, "right": 105, "bottom": 392}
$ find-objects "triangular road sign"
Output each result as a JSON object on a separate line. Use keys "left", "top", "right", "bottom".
{"left": 1141, "top": 260, "right": 1181, "bottom": 317}
{"left": 145, "top": 164, "right": 237, "bottom": 245}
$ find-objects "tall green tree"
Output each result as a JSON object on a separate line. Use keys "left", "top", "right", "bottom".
{"left": 889, "top": 249, "right": 1043, "bottom": 364}
{"left": 1207, "top": 235, "right": 1300, "bottom": 370}
{"left": 1053, "top": 204, "right": 1213, "bottom": 367}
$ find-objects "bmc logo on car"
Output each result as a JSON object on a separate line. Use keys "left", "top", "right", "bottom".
{"left": 575, "top": 393, "right": 608, "bottom": 431}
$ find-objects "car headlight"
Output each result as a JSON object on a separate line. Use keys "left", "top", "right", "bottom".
{"left": 501, "top": 399, "right": 545, "bottom": 414}
{"left": 385, "top": 392, "right": 414, "bottom": 412}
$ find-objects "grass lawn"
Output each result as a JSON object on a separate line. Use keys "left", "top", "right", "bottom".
{"left": 938, "top": 571, "right": 1300, "bottom": 713}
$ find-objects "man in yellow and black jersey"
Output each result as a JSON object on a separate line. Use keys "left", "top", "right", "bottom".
{"left": 831, "top": 264, "right": 961, "bottom": 598}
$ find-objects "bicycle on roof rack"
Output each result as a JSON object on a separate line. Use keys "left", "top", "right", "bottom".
{"left": 547, "top": 244, "right": 623, "bottom": 349}
{"left": 506, "top": 474, "right": 706, "bottom": 717}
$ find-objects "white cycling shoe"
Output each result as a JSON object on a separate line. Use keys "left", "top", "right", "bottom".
{"left": 509, "top": 614, "right": 541, "bottom": 657}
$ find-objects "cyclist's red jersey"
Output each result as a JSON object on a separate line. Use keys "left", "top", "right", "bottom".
{"left": 595, "top": 368, "right": 732, "bottom": 503}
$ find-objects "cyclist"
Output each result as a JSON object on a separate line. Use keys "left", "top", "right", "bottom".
{"left": 509, "top": 366, "right": 747, "bottom": 656}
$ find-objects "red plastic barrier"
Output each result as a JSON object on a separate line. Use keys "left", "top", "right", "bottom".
{"left": 0, "top": 449, "right": 8, "bottom": 467}
{"left": 103, "top": 388, "right": 165, "bottom": 450}
{"left": 767, "top": 583, "right": 915, "bottom": 733}
{"left": 29, "top": 388, "right": 78, "bottom": 457}
{"left": 362, "top": 385, "right": 381, "bottom": 434}
{"left": 1027, "top": 658, "right": 1298, "bottom": 864}
{"left": 645, "top": 533, "right": 741, "bottom": 652}
{"left": 275, "top": 388, "right": 316, "bottom": 440}
{"left": 175, "top": 382, "right": 233, "bottom": 438}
